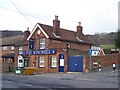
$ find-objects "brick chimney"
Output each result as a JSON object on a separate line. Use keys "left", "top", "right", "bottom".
{"left": 24, "top": 27, "right": 30, "bottom": 38}
{"left": 77, "top": 22, "right": 83, "bottom": 37}
{"left": 53, "top": 15, "right": 60, "bottom": 36}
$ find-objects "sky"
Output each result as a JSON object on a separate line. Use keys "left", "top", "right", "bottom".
{"left": 0, "top": 0, "right": 119, "bottom": 35}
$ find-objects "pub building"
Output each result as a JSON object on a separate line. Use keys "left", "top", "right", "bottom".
{"left": 14, "top": 16, "right": 93, "bottom": 73}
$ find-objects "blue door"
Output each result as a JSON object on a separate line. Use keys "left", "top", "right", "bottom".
{"left": 58, "top": 54, "right": 64, "bottom": 72}
{"left": 68, "top": 56, "right": 83, "bottom": 72}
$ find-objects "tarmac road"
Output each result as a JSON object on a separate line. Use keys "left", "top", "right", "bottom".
{"left": 1, "top": 66, "right": 119, "bottom": 89}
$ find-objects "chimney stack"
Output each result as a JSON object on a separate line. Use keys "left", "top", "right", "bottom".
{"left": 77, "top": 22, "right": 83, "bottom": 37}
{"left": 53, "top": 15, "right": 60, "bottom": 36}
{"left": 24, "top": 27, "right": 30, "bottom": 38}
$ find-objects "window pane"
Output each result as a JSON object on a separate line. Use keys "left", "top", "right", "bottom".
{"left": 52, "top": 62, "right": 56, "bottom": 66}
{"left": 2, "top": 46, "right": 7, "bottom": 51}
{"left": 19, "top": 46, "right": 23, "bottom": 50}
{"left": 40, "top": 38, "right": 45, "bottom": 49}
{"left": 11, "top": 46, "right": 15, "bottom": 50}
{"left": 39, "top": 57, "right": 45, "bottom": 67}
{"left": 40, "top": 44, "right": 45, "bottom": 49}
{"left": 40, "top": 38, "right": 45, "bottom": 43}
{"left": 3, "top": 58, "right": 7, "bottom": 63}
{"left": 51, "top": 56, "right": 57, "bottom": 67}
{"left": 19, "top": 51, "right": 22, "bottom": 55}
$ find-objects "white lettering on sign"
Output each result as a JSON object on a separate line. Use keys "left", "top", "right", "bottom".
{"left": 53, "top": 50, "right": 55, "bottom": 54}
{"left": 60, "top": 59, "right": 64, "bottom": 66}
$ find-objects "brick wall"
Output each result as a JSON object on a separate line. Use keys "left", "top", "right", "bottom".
{"left": 1, "top": 46, "right": 15, "bottom": 73}
{"left": 71, "top": 43, "right": 90, "bottom": 51}
{"left": 2, "top": 63, "right": 14, "bottom": 73}
{"left": 0, "top": 46, "right": 14, "bottom": 61}
{"left": 84, "top": 53, "right": 120, "bottom": 71}
{"left": 13, "top": 27, "right": 92, "bottom": 73}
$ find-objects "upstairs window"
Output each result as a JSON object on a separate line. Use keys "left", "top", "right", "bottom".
{"left": 19, "top": 46, "right": 23, "bottom": 54}
{"left": 19, "top": 46, "right": 23, "bottom": 51}
{"left": 2, "top": 46, "right": 7, "bottom": 51}
{"left": 40, "top": 38, "right": 45, "bottom": 49}
{"left": 11, "top": 46, "right": 15, "bottom": 50}
{"left": 29, "top": 40, "right": 34, "bottom": 49}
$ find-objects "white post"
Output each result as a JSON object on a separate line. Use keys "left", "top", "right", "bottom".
{"left": 90, "top": 55, "right": 92, "bottom": 71}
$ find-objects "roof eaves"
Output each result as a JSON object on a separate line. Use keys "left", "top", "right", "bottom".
{"left": 27, "top": 23, "right": 49, "bottom": 40}
{"left": 76, "top": 36, "right": 84, "bottom": 43}
{"left": 52, "top": 32, "right": 60, "bottom": 38}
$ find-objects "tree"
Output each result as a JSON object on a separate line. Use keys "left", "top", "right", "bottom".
{"left": 115, "top": 31, "right": 120, "bottom": 49}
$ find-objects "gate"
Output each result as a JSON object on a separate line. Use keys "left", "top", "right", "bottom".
{"left": 68, "top": 56, "right": 83, "bottom": 72}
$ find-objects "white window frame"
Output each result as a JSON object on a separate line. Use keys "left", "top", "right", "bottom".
{"left": 51, "top": 56, "right": 57, "bottom": 67}
{"left": 19, "top": 46, "right": 23, "bottom": 51}
{"left": 3, "top": 58, "right": 7, "bottom": 63}
{"left": 2, "top": 46, "right": 7, "bottom": 51}
{"left": 39, "top": 57, "right": 45, "bottom": 67}
{"left": 19, "top": 51, "right": 23, "bottom": 55}
{"left": 19, "top": 46, "right": 23, "bottom": 54}
{"left": 40, "top": 38, "right": 45, "bottom": 49}
{"left": 11, "top": 46, "right": 15, "bottom": 50}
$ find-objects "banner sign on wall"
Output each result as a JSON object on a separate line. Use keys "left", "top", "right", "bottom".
{"left": 20, "top": 49, "right": 56, "bottom": 55}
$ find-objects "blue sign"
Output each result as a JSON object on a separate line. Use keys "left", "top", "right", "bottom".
{"left": 21, "top": 51, "right": 26, "bottom": 55}
{"left": 21, "top": 49, "right": 57, "bottom": 55}
{"left": 32, "top": 51, "right": 36, "bottom": 54}
{"left": 59, "top": 54, "right": 64, "bottom": 59}
{"left": 88, "top": 49, "right": 92, "bottom": 55}
{"left": 26, "top": 50, "right": 33, "bottom": 55}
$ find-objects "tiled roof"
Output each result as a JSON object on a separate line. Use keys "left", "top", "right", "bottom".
{"left": 2, "top": 53, "right": 14, "bottom": 58}
{"left": 0, "top": 35, "right": 28, "bottom": 46}
{"left": 38, "top": 23, "right": 92, "bottom": 44}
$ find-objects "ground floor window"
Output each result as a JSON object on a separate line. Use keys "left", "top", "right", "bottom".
{"left": 51, "top": 56, "right": 57, "bottom": 68}
{"left": 39, "top": 57, "right": 45, "bottom": 67}
{"left": 2, "top": 58, "right": 7, "bottom": 63}
{"left": 24, "top": 59, "right": 29, "bottom": 67}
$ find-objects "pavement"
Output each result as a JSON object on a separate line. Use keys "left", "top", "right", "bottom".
{"left": 30, "top": 66, "right": 119, "bottom": 82}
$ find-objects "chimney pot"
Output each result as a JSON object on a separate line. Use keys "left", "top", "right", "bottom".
{"left": 78, "top": 22, "right": 81, "bottom": 26}
{"left": 27, "top": 27, "right": 29, "bottom": 31}
{"left": 55, "top": 15, "right": 58, "bottom": 20}
{"left": 24, "top": 27, "right": 30, "bottom": 38}
{"left": 76, "top": 22, "right": 83, "bottom": 37}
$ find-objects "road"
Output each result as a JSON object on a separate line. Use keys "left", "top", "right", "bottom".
{"left": 2, "top": 67, "right": 119, "bottom": 89}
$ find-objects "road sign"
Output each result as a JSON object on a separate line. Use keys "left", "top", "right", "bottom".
{"left": 88, "top": 49, "right": 92, "bottom": 55}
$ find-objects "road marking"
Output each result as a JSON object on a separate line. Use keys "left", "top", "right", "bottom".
{"left": 3, "top": 80, "right": 16, "bottom": 83}
{"left": 24, "top": 83, "right": 32, "bottom": 87}
{"left": 81, "top": 78, "right": 96, "bottom": 81}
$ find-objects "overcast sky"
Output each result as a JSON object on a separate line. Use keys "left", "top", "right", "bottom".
{"left": 0, "top": 0, "right": 119, "bottom": 34}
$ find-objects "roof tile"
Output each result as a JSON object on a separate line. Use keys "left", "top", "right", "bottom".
{"left": 38, "top": 23, "right": 92, "bottom": 44}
